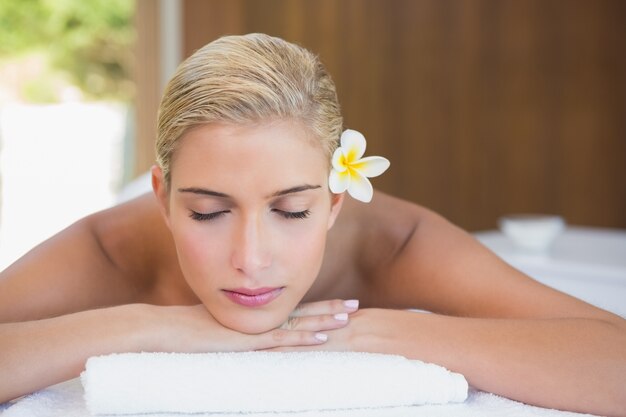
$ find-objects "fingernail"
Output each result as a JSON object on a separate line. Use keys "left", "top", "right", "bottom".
{"left": 334, "top": 313, "right": 349, "bottom": 321}
{"left": 315, "top": 333, "right": 328, "bottom": 342}
{"left": 344, "top": 299, "right": 359, "bottom": 309}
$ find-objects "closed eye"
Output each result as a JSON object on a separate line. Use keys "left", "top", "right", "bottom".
{"left": 189, "top": 210, "right": 230, "bottom": 221}
{"left": 273, "top": 209, "right": 311, "bottom": 220}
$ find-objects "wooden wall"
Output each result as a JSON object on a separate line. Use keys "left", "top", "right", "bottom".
{"left": 134, "top": 0, "right": 161, "bottom": 180}
{"left": 164, "top": 0, "right": 626, "bottom": 231}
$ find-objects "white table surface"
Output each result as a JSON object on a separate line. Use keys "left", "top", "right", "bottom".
{"left": 474, "top": 226, "right": 626, "bottom": 317}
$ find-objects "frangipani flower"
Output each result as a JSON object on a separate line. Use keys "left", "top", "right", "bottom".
{"left": 329, "top": 129, "right": 390, "bottom": 203}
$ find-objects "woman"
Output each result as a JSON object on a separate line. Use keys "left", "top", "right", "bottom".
{"left": 0, "top": 34, "right": 624, "bottom": 415}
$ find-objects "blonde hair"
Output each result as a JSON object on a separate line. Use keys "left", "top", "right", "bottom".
{"left": 156, "top": 33, "right": 343, "bottom": 184}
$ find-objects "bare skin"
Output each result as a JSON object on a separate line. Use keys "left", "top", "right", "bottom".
{"left": 1, "top": 191, "right": 625, "bottom": 415}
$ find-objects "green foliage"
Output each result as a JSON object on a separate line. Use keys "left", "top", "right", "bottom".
{"left": 0, "top": 0, "right": 135, "bottom": 101}
{"left": 0, "top": 0, "right": 50, "bottom": 53}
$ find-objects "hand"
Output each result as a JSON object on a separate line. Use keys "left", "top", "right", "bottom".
{"left": 144, "top": 299, "right": 360, "bottom": 353}
{"left": 264, "top": 308, "right": 408, "bottom": 354}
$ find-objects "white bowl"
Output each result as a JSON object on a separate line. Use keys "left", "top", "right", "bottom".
{"left": 498, "top": 214, "right": 566, "bottom": 254}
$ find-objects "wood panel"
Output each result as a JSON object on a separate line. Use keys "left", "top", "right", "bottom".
{"left": 178, "top": 0, "right": 626, "bottom": 230}
{"left": 134, "top": 0, "right": 161, "bottom": 178}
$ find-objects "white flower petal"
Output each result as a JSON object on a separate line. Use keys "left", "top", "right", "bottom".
{"left": 352, "top": 156, "right": 390, "bottom": 178}
{"left": 331, "top": 148, "right": 347, "bottom": 172}
{"left": 347, "top": 170, "right": 374, "bottom": 203}
{"left": 329, "top": 169, "right": 350, "bottom": 193}
{"left": 340, "top": 129, "right": 366, "bottom": 161}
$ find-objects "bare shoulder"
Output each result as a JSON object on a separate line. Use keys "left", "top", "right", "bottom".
{"left": 351, "top": 192, "right": 620, "bottom": 323}
{"left": 90, "top": 193, "right": 177, "bottom": 287}
{"left": 84, "top": 193, "right": 191, "bottom": 305}
{"left": 316, "top": 191, "right": 423, "bottom": 304}
{"left": 0, "top": 193, "right": 185, "bottom": 322}
{"left": 336, "top": 190, "right": 423, "bottom": 274}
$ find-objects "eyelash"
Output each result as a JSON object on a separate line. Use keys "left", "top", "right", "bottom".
{"left": 189, "top": 209, "right": 311, "bottom": 221}
{"left": 274, "top": 209, "right": 311, "bottom": 219}
{"left": 189, "top": 210, "right": 229, "bottom": 221}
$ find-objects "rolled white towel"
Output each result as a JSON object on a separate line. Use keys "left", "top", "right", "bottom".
{"left": 81, "top": 351, "right": 468, "bottom": 415}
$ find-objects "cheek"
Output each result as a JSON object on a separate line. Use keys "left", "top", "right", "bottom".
{"left": 276, "top": 219, "right": 328, "bottom": 280}
{"left": 169, "top": 219, "right": 228, "bottom": 291}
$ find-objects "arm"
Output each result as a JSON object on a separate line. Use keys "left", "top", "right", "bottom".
{"left": 367, "top": 206, "right": 626, "bottom": 415}
{"left": 289, "top": 194, "right": 625, "bottom": 416}
{"left": 0, "top": 195, "right": 163, "bottom": 401}
{"left": 0, "top": 301, "right": 358, "bottom": 403}
{"left": 339, "top": 310, "right": 625, "bottom": 416}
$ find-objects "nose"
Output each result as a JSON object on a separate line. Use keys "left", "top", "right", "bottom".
{"left": 230, "top": 213, "right": 272, "bottom": 275}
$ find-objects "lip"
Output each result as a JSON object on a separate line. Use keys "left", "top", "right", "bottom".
{"left": 222, "top": 287, "right": 285, "bottom": 307}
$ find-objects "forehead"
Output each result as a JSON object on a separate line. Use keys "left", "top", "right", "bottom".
{"left": 170, "top": 121, "right": 329, "bottom": 189}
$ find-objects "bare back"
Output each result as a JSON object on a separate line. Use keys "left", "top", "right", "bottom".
{"left": 0, "top": 191, "right": 413, "bottom": 322}
{"left": 1, "top": 189, "right": 613, "bottom": 325}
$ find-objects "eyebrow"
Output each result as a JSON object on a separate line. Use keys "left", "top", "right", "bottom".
{"left": 177, "top": 187, "right": 229, "bottom": 198}
{"left": 270, "top": 184, "right": 321, "bottom": 197}
{"left": 177, "top": 184, "right": 321, "bottom": 199}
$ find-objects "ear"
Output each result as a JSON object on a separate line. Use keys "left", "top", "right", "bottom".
{"left": 151, "top": 165, "right": 171, "bottom": 229}
{"left": 327, "top": 192, "right": 345, "bottom": 230}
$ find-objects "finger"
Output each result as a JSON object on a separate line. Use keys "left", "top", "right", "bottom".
{"left": 251, "top": 329, "right": 328, "bottom": 351}
{"left": 291, "top": 299, "right": 359, "bottom": 318}
{"left": 281, "top": 313, "right": 350, "bottom": 331}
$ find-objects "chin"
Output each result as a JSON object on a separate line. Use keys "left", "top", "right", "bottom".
{"left": 210, "top": 305, "right": 291, "bottom": 335}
